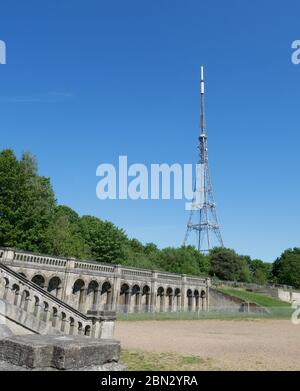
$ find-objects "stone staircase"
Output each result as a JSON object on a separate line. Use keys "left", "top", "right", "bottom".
{"left": 0, "top": 262, "right": 115, "bottom": 339}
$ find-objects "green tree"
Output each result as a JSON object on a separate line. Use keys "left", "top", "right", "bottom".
{"left": 0, "top": 150, "right": 56, "bottom": 251}
{"left": 43, "top": 205, "right": 90, "bottom": 259}
{"left": 209, "top": 247, "right": 250, "bottom": 281}
{"left": 77, "top": 215, "right": 127, "bottom": 263}
{"left": 272, "top": 248, "right": 300, "bottom": 289}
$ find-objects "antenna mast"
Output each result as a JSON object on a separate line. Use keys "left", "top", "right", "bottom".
{"left": 183, "top": 66, "right": 224, "bottom": 252}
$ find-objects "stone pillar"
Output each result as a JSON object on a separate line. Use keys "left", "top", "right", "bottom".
{"left": 79, "top": 288, "right": 87, "bottom": 313}
{"left": 150, "top": 271, "right": 158, "bottom": 313}
{"left": 112, "top": 265, "right": 121, "bottom": 312}
{"left": 87, "top": 310, "right": 116, "bottom": 339}
{"left": 61, "top": 258, "right": 75, "bottom": 304}
{"left": 3, "top": 249, "right": 15, "bottom": 265}
{"left": 62, "top": 318, "right": 71, "bottom": 335}
{"left": 205, "top": 278, "right": 210, "bottom": 311}
{"left": 181, "top": 275, "right": 187, "bottom": 312}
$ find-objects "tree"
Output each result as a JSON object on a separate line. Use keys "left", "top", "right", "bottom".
{"left": 43, "top": 205, "right": 90, "bottom": 259}
{"left": 209, "top": 247, "right": 250, "bottom": 281}
{"left": 77, "top": 215, "right": 127, "bottom": 263}
{"left": 0, "top": 150, "right": 56, "bottom": 251}
{"left": 272, "top": 248, "right": 300, "bottom": 289}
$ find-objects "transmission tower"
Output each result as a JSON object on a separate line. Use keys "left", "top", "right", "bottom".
{"left": 183, "top": 66, "right": 224, "bottom": 253}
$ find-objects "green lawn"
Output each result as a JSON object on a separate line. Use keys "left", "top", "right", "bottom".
{"left": 217, "top": 287, "right": 292, "bottom": 318}
{"left": 120, "top": 349, "right": 211, "bottom": 371}
{"left": 217, "top": 287, "right": 288, "bottom": 307}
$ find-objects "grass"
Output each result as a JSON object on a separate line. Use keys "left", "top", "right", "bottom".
{"left": 120, "top": 349, "right": 210, "bottom": 371}
{"left": 217, "top": 287, "right": 289, "bottom": 307}
{"left": 217, "top": 287, "right": 293, "bottom": 319}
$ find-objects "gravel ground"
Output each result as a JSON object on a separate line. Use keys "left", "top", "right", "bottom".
{"left": 115, "top": 319, "right": 300, "bottom": 370}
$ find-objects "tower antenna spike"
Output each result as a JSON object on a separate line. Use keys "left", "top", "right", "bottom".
{"left": 183, "top": 67, "right": 224, "bottom": 253}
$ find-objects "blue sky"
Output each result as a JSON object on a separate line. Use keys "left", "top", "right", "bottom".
{"left": 0, "top": 0, "right": 300, "bottom": 261}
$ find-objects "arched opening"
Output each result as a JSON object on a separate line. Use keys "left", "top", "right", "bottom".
{"left": 12, "top": 284, "right": 20, "bottom": 306}
{"left": 101, "top": 281, "right": 112, "bottom": 310}
{"left": 42, "top": 301, "right": 49, "bottom": 322}
{"left": 78, "top": 321, "right": 83, "bottom": 335}
{"left": 33, "top": 296, "right": 40, "bottom": 317}
{"left": 194, "top": 290, "right": 200, "bottom": 311}
{"left": 69, "top": 317, "right": 75, "bottom": 335}
{"left": 131, "top": 284, "right": 141, "bottom": 312}
{"left": 142, "top": 285, "right": 151, "bottom": 312}
{"left": 31, "top": 275, "right": 46, "bottom": 289}
{"left": 84, "top": 325, "right": 91, "bottom": 336}
{"left": 20, "top": 290, "right": 30, "bottom": 311}
{"left": 157, "top": 287, "right": 165, "bottom": 312}
{"left": 52, "top": 307, "right": 58, "bottom": 328}
{"left": 72, "top": 279, "right": 86, "bottom": 311}
{"left": 187, "top": 289, "right": 193, "bottom": 311}
{"left": 60, "top": 312, "right": 66, "bottom": 332}
{"left": 87, "top": 280, "right": 100, "bottom": 310}
{"left": 175, "top": 288, "right": 181, "bottom": 311}
{"left": 200, "top": 289, "right": 206, "bottom": 310}
{"left": 47, "top": 277, "right": 62, "bottom": 298}
{"left": 120, "top": 283, "right": 130, "bottom": 313}
{"left": 166, "top": 287, "right": 173, "bottom": 312}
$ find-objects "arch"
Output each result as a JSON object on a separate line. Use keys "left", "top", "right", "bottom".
{"left": 131, "top": 284, "right": 141, "bottom": 313}
{"left": 12, "top": 284, "right": 20, "bottom": 306}
{"left": 69, "top": 317, "right": 75, "bottom": 335}
{"left": 141, "top": 285, "right": 151, "bottom": 312}
{"left": 31, "top": 275, "right": 46, "bottom": 288}
{"left": 120, "top": 283, "right": 130, "bottom": 313}
{"left": 60, "top": 312, "right": 66, "bottom": 332}
{"left": 52, "top": 307, "right": 58, "bottom": 328}
{"left": 18, "top": 272, "right": 27, "bottom": 279}
{"left": 47, "top": 277, "right": 62, "bottom": 298}
{"left": 187, "top": 289, "right": 193, "bottom": 311}
{"left": 194, "top": 290, "right": 200, "bottom": 311}
{"left": 72, "top": 279, "right": 86, "bottom": 311}
{"left": 33, "top": 296, "right": 40, "bottom": 316}
{"left": 87, "top": 280, "right": 100, "bottom": 310}
{"left": 84, "top": 325, "right": 91, "bottom": 336}
{"left": 78, "top": 321, "right": 83, "bottom": 335}
{"left": 200, "top": 289, "right": 206, "bottom": 310}
{"left": 166, "top": 287, "right": 173, "bottom": 311}
{"left": 100, "top": 281, "right": 112, "bottom": 309}
{"left": 157, "top": 287, "right": 165, "bottom": 312}
{"left": 20, "top": 290, "right": 30, "bottom": 311}
{"left": 41, "top": 301, "right": 49, "bottom": 322}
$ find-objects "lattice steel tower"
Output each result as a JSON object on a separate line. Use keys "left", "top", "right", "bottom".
{"left": 183, "top": 66, "right": 224, "bottom": 252}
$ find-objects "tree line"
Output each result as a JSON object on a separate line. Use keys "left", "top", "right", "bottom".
{"left": 0, "top": 149, "right": 299, "bottom": 288}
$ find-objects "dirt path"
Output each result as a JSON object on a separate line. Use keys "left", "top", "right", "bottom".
{"left": 115, "top": 319, "right": 300, "bottom": 370}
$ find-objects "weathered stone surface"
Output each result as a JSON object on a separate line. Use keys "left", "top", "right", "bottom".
{"left": 51, "top": 335, "right": 120, "bottom": 369}
{"left": 0, "top": 325, "right": 13, "bottom": 339}
{"left": 0, "top": 334, "right": 121, "bottom": 370}
{"left": 0, "top": 335, "right": 54, "bottom": 368}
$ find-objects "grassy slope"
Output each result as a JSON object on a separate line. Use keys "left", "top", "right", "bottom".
{"left": 217, "top": 287, "right": 288, "bottom": 307}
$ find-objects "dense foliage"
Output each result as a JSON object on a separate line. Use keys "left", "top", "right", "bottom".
{"left": 0, "top": 149, "right": 298, "bottom": 287}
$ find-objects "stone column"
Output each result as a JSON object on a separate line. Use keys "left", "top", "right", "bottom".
{"left": 3, "top": 249, "right": 15, "bottom": 265}
{"left": 150, "top": 271, "right": 158, "bottom": 313}
{"left": 112, "top": 265, "right": 121, "bottom": 312}
{"left": 181, "top": 275, "right": 187, "bottom": 312}
{"left": 61, "top": 258, "right": 75, "bottom": 304}
{"left": 79, "top": 288, "right": 87, "bottom": 313}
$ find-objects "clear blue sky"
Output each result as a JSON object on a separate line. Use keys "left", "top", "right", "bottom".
{"left": 1, "top": 0, "right": 300, "bottom": 262}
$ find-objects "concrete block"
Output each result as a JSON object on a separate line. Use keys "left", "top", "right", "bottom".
{"left": 0, "top": 334, "right": 120, "bottom": 370}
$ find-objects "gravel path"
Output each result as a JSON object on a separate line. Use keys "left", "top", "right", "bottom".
{"left": 115, "top": 319, "right": 300, "bottom": 370}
